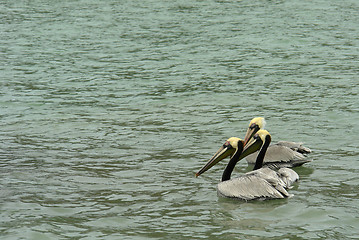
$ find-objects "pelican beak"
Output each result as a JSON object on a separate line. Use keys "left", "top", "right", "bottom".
{"left": 195, "top": 142, "right": 235, "bottom": 177}
{"left": 240, "top": 135, "right": 263, "bottom": 159}
{"left": 243, "top": 123, "right": 260, "bottom": 146}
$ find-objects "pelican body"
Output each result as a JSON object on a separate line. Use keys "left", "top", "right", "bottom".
{"left": 217, "top": 167, "right": 298, "bottom": 200}
{"left": 243, "top": 117, "right": 312, "bottom": 168}
{"left": 196, "top": 130, "right": 298, "bottom": 201}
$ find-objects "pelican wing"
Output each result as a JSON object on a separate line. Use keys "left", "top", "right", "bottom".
{"left": 277, "top": 168, "right": 299, "bottom": 187}
{"left": 245, "top": 144, "right": 311, "bottom": 167}
{"left": 217, "top": 168, "right": 293, "bottom": 200}
{"left": 276, "top": 141, "right": 312, "bottom": 154}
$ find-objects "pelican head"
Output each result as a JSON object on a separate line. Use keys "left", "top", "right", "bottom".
{"left": 243, "top": 117, "right": 266, "bottom": 146}
{"left": 196, "top": 137, "right": 242, "bottom": 177}
{"left": 241, "top": 129, "right": 271, "bottom": 158}
{"left": 195, "top": 130, "right": 272, "bottom": 179}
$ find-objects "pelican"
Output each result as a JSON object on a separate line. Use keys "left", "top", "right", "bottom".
{"left": 196, "top": 130, "right": 299, "bottom": 200}
{"left": 243, "top": 117, "right": 312, "bottom": 168}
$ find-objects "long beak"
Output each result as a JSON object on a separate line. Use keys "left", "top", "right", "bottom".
{"left": 195, "top": 145, "right": 235, "bottom": 177}
{"left": 240, "top": 136, "right": 263, "bottom": 159}
{"left": 243, "top": 126, "right": 259, "bottom": 146}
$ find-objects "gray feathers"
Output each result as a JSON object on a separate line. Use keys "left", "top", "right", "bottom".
{"left": 217, "top": 167, "right": 299, "bottom": 201}
{"left": 245, "top": 141, "right": 312, "bottom": 168}
{"left": 276, "top": 141, "right": 312, "bottom": 154}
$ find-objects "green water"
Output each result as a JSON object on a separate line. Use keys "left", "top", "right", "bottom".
{"left": 1, "top": 0, "right": 359, "bottom": 239}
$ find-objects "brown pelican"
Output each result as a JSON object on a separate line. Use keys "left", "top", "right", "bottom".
{"left": 243, "top": 117, "right": 312, "bottom": 168}
{"left": 196, "top": 130, "right": 299, "bottom": 200}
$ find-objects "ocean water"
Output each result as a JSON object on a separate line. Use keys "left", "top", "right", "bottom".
{"left": 1, "top": 0, "right": 359, "bottom": 239}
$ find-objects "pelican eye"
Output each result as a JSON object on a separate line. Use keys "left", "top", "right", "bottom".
{"left": 250, "top": 123, "right": 257, "bottom": 129}
{"left": 253, "top": 134, "right": 260, "bottom": 139}
{"left": 223, "top": 141, "right": 232, "bottom": 148}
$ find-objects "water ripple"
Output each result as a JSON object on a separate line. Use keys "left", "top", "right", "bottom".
{"left": 1, "top": 0, "right": 359, "bottom": 239}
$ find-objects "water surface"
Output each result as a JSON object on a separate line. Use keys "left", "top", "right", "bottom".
{"left": 1, "top": 0, "right": 359, "bottom": 239}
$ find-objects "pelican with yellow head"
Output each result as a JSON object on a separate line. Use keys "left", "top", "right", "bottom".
{"left": 196, "top": 130, "right": 299, "bottom": 200}
{"left": 242, "top": 117, "right": 312, "bottom": 168}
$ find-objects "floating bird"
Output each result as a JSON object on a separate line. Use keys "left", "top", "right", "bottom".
{"left": 196, "top": 130, "right": 299, "bottom": 201}
{"left": 243, "top": 117, "right": 312, "bottom": 168}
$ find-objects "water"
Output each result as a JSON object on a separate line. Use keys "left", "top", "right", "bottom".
{"left": 1, "top": 0, "right": 359, "bottom": 239}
